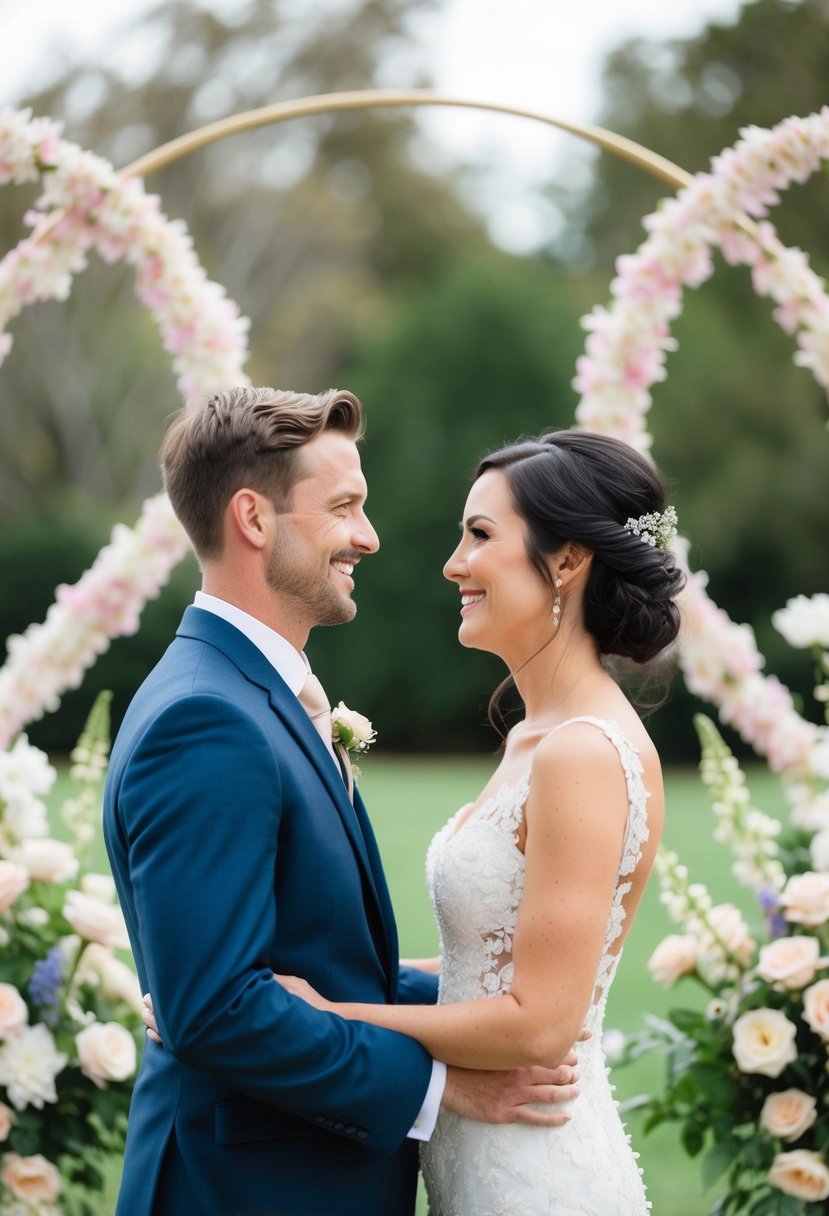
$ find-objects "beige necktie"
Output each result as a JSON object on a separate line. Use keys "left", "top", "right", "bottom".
{"left": 297, "top": 673, "right": 354, "bottom": 802}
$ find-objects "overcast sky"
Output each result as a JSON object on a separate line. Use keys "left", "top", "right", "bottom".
{"left": 1, "top": 0, "right": 748, "bottom": 248}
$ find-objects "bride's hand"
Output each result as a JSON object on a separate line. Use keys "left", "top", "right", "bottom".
{"left": 141, "top": 993, "right": 162, "bottom": 1045}
{"left": 274, "top": 973, "right": 335, "bottom": 1013}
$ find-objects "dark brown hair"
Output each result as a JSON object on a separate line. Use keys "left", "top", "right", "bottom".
{"left": 160, "top": 387, "right": 364, "bottom": 559}
{"left": 476, "top": 429, "right": 685, "bottom": 730}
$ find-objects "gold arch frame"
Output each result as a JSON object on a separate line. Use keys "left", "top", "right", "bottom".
{"left": 120, "top": 88, "right": 692, "bottom": 189}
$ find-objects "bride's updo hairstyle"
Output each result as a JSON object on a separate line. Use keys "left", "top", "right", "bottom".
{"left": 475, "top": 429, "right": 684, "bottom": 665}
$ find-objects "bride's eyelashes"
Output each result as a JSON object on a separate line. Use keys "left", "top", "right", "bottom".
{"left": 469, "top": 526, "right": 490, "bottom": 541}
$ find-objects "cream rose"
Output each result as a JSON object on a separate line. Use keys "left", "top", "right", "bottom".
{"left": 760, "top": 1089, "right": 818, "bottom": 1142}
{"left": 1, "top": 1151, "right": 60, "bottom": 1203}
{"left": 0, "top": 861, "right": 28, "bottom": 915}
{"left": 780, "top": 872, "right": 829, "bottom": 926}
{"left": 757, "top": 936, "right": 821, "bottom": 990}
{"left": 80, "top": 872, "right": 117, "bottom": 903}
{"left": 0, "top": 1102, "right": 13, "bottom": 1142}
{"left": 15, "top": 837, "right": 78, "bottom": 884}
{"left": 732, "top": 1008, "right": 798, "bottom": 1077}
{"left": 803, "top": 978, "right": 829, "bottom": 1040}
{"left": 0, "top": 985, "right": 28, "bottom": 1040}
{"left": 62, "top": 890, "right": 129, "bottom": 950}
{"left": 76, "top": 944, "right": 142, "bottom": 1014}
{"left": 76, "top": 1022, "right": 137, "bottom": 1088}
{"left": 768, "top": 1149, "right": 829, "bottom": 1202}
{"left": 647, "top": 934, "right": 697, "bottom": 986}
{"left": 331, "top": 702, "right": 376, "bottom": 749}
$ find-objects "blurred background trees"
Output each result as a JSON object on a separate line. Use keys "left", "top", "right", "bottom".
{"left": 1, "top": 0, "right": 826, "bottom": 756}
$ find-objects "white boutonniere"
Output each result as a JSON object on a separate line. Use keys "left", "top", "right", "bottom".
{"left": 331, "top": 703, "right": 376, "bottom": 780}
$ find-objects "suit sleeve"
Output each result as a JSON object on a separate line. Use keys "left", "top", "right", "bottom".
{"left": 397, "top": 966, "right": 439, "bottom": 1006}
{"left": 116, "top": 693, "right": 433, "bottom": 1154}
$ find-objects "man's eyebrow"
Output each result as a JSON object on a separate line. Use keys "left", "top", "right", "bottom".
{"left": 459, "top": 513, "right": 496, "bottom": 530}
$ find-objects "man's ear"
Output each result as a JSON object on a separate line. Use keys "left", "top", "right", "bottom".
{"left": 226, "top": 489, "right": 273, "bottom": 552}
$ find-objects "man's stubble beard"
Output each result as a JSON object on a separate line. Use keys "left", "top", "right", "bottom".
{"left": 266, "top": 525, "right": 355, "bottom": 629}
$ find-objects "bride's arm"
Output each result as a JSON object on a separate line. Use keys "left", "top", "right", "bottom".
{"left": 279, "top": 727, "right": 645, "bottom": 1071}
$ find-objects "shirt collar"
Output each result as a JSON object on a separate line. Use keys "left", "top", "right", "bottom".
{"left": 194, "top": 591, "right": 309, "bottom": 695}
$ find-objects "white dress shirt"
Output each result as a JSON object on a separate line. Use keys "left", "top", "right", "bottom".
{"left": 193, "top": 592, "right": 445, "bottom": 1140}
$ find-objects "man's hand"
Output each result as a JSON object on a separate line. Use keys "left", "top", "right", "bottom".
{"left": 442, "top": 1052, "right": 581, "bottom": 1128}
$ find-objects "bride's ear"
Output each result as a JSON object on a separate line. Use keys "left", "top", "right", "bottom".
{"left": 555, "top": 544, "right": 593, "bottom": 587}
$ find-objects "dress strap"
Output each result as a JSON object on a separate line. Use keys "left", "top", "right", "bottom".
{"left": 545, "top": 716, "right": 651, "bottom": 1010}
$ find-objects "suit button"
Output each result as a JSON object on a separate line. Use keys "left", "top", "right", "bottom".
{"left": 344, "top": 1125, "right": 356, "bottom": 1135}
{"left": 334, "top": 1122, "right": 345, "bottom": 1132}
{"left": 313, "top": 1115, "right": 326, "bottom": 1125}
{"left": 356, "top": 1130, "right": 368, "bottom": 1139}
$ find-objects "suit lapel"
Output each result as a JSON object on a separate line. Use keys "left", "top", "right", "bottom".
{"left": 177, "top": 607, "right": 395, "bottom": 986}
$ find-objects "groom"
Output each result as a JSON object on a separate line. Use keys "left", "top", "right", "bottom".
{"left": 104, "top": 387, "right": 578, "bottom": 1216}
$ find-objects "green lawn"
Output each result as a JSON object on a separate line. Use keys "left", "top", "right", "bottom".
{"left": 56, "top": 757, "right": 787, "bottom": 1215}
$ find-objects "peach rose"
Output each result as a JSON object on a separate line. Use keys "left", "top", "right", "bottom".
{"left": 647, "top": 935, "right": 698, "bottom": 986}
{"left": 757, "top": 936, "right": 821, "bottom": 990}
{"left": 0, "top": 1152, "right": 60, "bottom": 1203}
{"left": 780, "top": 872, "right": 829, "bottom": 926}
{"left": 732, "top": 1008, "right": 798, "bottom": 1077}
{"left": 768, "top": 1150, "right": 829, "bottom": 1202}
{"left": 803, "top": 978, "right": 829, "bottom": 1040}
{"left": 0, "top": 1103, "right": 13, "bottom": 1142}
{"left": 62, "top": 890, "right": 129, "bottom": 950}
{"left": 0, "top": 984, "right": 28, "bottom": 1039}
{"left": 0, "top": 861, "right": 28, "bottom": 915}
{"left": 760, "top": 1089, "right": 818, "bottom": 1142}
{"left": 76, "top": 1021, "right": 136, "bottom": 1088}
{"left": 15, "top": 837, "right": 78, "bottom": 884}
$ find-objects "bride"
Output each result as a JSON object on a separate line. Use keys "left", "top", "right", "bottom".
{"left": 277, "top": 428, "right": 683, "bottom": 1215}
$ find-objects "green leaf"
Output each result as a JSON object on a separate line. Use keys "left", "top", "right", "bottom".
{"left": 702, "top": 1137, "right": 742, "bottom": 1189}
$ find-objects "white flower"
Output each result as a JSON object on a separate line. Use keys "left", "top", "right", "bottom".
{"left": 761, "top": 1089, "right": 818, "bottom": 1142}
{"left": 0, "top": 1024, "right": 67, "bottom": 1110}
{"left": 802, "top": 978, "right": 829, "bottom": 1041}
{"left": 75, "top": 1021, "right": 136, "bottom": 1088}
{"left": 732, "top": 1008, "right": 798, "bottom": 1077}
{"left": 62, "top": 890, "right": 129, "bottom": 949}
{"left": 14, "top": 837, "right": 78, "bottom": 884}
{"left": 647, "top": 934, "right": 697, "bottom": 986}
{"left": 772, "top": 594, "right": 829, "bottom": 649}
{"left": 756, "top": 936, "right": 821, "bottom": 990}
{"left": 0, "top": 861, "right": 28, "bottom": 915}
{"left": 75, "top": 943, "right": 142, "bottom": 1014}
{"left": 331, "top": 703, "right": 376, "bottom": 753}
{"left": 79, "top": 872, "right": 116, "bottom": 903}
{"left": 768, "top": 1149, "right": 829, "bottom": 1202}
{"left": 0, "top": 1152, "right": 60, "bottom": 1204}
{"left": 0, "top": 985, "right": 28, "bottom": 1039}
{"left": 780, "top": 872, "right": 829, "bottom": 926}
{"left": 0, "top": 1101, "right": 13, "bottom": 1142}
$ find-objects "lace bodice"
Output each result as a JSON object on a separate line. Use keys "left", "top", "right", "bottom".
{"left": 421, "top": 716, "right": 652, "bottom": 1215}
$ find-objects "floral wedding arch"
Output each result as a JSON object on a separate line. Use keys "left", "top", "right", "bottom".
{"left": 0, "top": 92, "right": 825, "bottom": 800}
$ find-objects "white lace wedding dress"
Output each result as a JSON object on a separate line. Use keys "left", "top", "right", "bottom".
{"left": 420, "top": 717, "right": 651, "bottom": 1216}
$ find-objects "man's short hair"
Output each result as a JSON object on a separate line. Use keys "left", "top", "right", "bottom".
{"left": 160, "top": 386, "right": 365, "bottom": 559}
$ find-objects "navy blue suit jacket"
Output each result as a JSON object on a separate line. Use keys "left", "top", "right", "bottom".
{"left": 103, "top": 607, "right": 438, "bottom": 1216}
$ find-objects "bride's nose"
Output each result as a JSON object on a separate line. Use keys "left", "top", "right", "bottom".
{"left": 443, "top": 542, "right": 466, "bottom": 583}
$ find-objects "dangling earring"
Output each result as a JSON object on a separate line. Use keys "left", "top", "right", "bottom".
{"left": 553, "top": 577, "right": 563, "bottom": 629}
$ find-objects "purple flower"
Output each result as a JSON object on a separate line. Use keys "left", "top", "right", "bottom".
{"left": 28, "top": 946, "right": 65, "bottom": 1023}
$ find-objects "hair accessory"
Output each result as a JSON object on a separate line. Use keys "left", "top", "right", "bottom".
{"left": 623, "top": 505, "right": 678, "bottom": 551}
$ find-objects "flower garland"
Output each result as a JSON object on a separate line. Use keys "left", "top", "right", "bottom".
{"left": 0, "top": 108, "right": 251, "bottom": 746}
{"left": 573, "top": 109, "right": 829, "bottom": 787}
